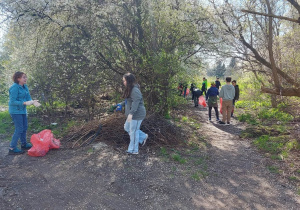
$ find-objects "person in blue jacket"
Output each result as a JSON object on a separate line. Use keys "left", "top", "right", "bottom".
{"left": 206, "top": 82, "right": 219, "bottom": 121}
{"left": 8, "top": 72, "right": 40, "bottom": 155}
{"left": 116, "top": 73, "right": 148, "bottom": 155}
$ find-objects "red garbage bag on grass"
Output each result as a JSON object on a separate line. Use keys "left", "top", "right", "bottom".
{"left": 198, "top": 96, "right": 207, "bottom": 107}
{"left": 28, "top": 129, "right": 60, "bottom": 157}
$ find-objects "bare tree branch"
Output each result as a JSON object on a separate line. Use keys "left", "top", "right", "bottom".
{"left": 241, "top": 9, "right": 300, "bottom": 24}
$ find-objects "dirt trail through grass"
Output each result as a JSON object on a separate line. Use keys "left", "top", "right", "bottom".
{"left": 0, "top": 101, "right": 299, "bottom": 209}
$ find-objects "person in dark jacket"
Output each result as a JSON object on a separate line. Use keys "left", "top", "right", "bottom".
{"left": 206, "top": 82, "right": 219, "bottom": 121}
{"left": 193, "top": 88, "right": 203, "bottom": 107}
{"left": 215, "top": 77, "right": 221, "bottom": 90}
{"left": 117, "top": 73, "right": 148, "bottom": 155}
{"left": 190, "top": 83, "right": 195, "bottom": 101}
{"left": 8, "top": 72, "right": 40, "bottom": 155}
{"left": 231, "top": 80, "right": 240, "bottom": 117}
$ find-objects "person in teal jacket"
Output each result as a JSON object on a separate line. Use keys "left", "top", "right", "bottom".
{"left": 8, "top": 72, "right": 40, "bottom": 155}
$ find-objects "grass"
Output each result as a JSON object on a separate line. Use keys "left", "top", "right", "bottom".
{"left": 0, "top": 111, "right": 14, "bottom": 141}
{"left": 171, "top": 153, "right": 186, "bottom": 164}
{"left": 267, "top": 165, "right": 279, "bottom": 173}
{"left": 254, "top": 135, "right": 299, "bottom": 159}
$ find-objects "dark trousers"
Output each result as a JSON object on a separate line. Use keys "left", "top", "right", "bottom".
{"left": 209, "top": 107, "right": 219, "bottom": 120}
{"left": 194, "top": 96, "right": 199, "bottom": 107}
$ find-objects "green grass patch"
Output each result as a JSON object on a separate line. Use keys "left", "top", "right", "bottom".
{"left": 254, "top": 135, "right": 299, "bottom": 159}
{"left": 288, "top": 176, "right": 298, "bottom": 181}
{"left": 160, "top": 147, "right": 168, "bottom": 156}
{"left": 267, "top": 165, "right": 279, "bottom": 173}
{"left": 238, "top": 113, "right": 258, "bottom": 125}
{"left": 171, "top": 153, "right": 186, "bottom": 164}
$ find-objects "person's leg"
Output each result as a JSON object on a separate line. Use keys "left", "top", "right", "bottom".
{"left": 124, "top": 120, "right": 130, "bottom": 133}
{"left": 231, "top": 99, "right": 235, "bottom": 117}
{"left": 208, "top": 107, "right": 212, "bottom": 120}
{"left": 194, "top": 96, "right": 197, "bottom": 106}
{"left": 214, "top": 107, "right": 219, "bottom": 120}
{"left": 227, "top": 101, "right": 233, "bottom": 123}
{"left": 10, "top": 114, "right": 24, "bottom": 149}
{"left": 221, "top": 101, "right": 227, "bottom": 123}
{"left": 20, "top": 114, "right": 28, "bottom": 145}
{"left": 127, "top": 120, "right": 142, "bottom": 153}
{"left": 138, "top": 121, "right": 147, "bottom": 144}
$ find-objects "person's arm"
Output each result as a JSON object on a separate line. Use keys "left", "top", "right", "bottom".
{"left": 25, "top": 85, "right": 32, "bottom": 101}
{"left": 219, "top": 87, "right": 224, "bottom": 98}
{"left": 206, "top": 89, "right": 210, "bottom": 100}
{"left": 236, "top": 87, "right": 240, "bottom": 100}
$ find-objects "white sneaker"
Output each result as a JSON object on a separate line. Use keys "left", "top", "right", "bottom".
{"left": 126, "top": 151, "right": 139, "bottom": 155}
{"left": 142, "top": 134, "right": 148, "bottom": 146}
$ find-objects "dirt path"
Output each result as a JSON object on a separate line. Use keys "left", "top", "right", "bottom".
{"left": 0, "top": 101, "right": 299, "bottom": 209}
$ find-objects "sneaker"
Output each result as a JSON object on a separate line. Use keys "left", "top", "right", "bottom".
{"left": 21, "top": 143, "right": 32, "bottom": 150}
{"left": 208, "top": 118, "right": 211, "bottom": 121}
{"left": 8, "top": 148, "right": 25, "bottom": 155}
{"left": 216, "top": 119, "right": 220, "bottom": 122}
{"left": 226, "top": 122, "right": 230, "bottom": 125}
{"left": 126, "top": 151, "right": 139, "bottom": 155}
{"left": 142, "top": 134, "right": 148, "bottom": 146}
{"left": 218, "top": 121, "right": 226, "bottom": 125}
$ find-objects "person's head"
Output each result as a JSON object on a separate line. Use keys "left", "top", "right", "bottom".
{"left": 13, "top": 71, "right": 27, "bottom": 85}
{"left": 216, "top": 77, "right": 219, "bottom": 81}
{"left": 225, "top": 77, "right": 232, "bottom": 83}
{"left": 211, "top": 81, "right": 216, "bottom": 87}
{"left": 203, "top": 77, "right": 206, "bottom": 81}
{"left": 122, "top": 73, "right": 136, "bottom": 98}
{"left": 232, "top": 80, "right": 236, "bottom": 86}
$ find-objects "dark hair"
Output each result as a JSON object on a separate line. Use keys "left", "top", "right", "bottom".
{"left": 232, "top": 80, "right": 236, "bottom": 83}
{"left": 123, "top": 73, "right": 136, "bottom": 98}
{"left": 226, "top": 77, "right": 231, "bottom": 82}
{"left": 216, "top": 77, "right": 219, "bottom": 79}
{"left": 203, "top": 77, "right": 206, "bottom": 79}
{"left": 12, "top": 71, "right": 25, "bottom": 84}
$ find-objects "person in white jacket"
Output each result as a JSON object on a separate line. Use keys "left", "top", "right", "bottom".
{"left": 219, "top": 77, "right": 235, "bottom": 125}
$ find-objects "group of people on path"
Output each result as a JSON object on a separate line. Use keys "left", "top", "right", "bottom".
{"left": 8, "top": 72, "right": 147, "bottom": 155}
{"left": 9, "top": 70, "right": 239, "bottom": 156}
{"left": 188, "top": 77, "right": 240, "bottom": 125}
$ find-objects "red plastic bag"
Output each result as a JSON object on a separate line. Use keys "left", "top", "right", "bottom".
{"left": 28, "top": 129, "right": 60, "bottom": 157}
{"left": 198, "top": 96, "right": 207, "bottom": 107}
{"left": 186, "top": 88, "right": 190, "bottom": 95}
{"left": 220, "top": 98, "right": 222, "bottom": 114}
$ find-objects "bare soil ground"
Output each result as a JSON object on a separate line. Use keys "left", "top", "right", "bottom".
{"left": 0, "top": 100, "right": 300, "bottom": 210}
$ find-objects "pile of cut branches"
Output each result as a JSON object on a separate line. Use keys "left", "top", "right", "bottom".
{"left": 62, "top": 112, "right": 184, "bottom": 149}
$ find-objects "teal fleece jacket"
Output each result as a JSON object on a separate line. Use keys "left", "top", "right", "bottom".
{"left": 219, "top": 84, "right": 235, "bottom": 101}
{"left": 9, "top": 83, "right": 32, "bottom": 114}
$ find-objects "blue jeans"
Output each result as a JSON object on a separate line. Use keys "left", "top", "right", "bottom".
{"left": 10, "top": 114, "right": 28, "bottom": 149}
{"left": 124, "top": 119, "right": 147, "bottom": 153}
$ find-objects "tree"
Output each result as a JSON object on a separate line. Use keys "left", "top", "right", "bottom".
{"left": 0, "top": 0, "right": 214, "bottom": 115}
{"left": 208, "top": 0, "right": 300, "bottom": 97}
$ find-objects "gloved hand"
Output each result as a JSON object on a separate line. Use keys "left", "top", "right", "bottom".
{"left": 33, "top": 100, "right": 41, "bottom": 107}
{"left": 126, "top": 114, "right": 133, "bottom": 122}
{"left": 24, "top": 100, "right": 34, "bottom": 106}
{"left": 116, "top": 103, "right": 122, "bottom": 112}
